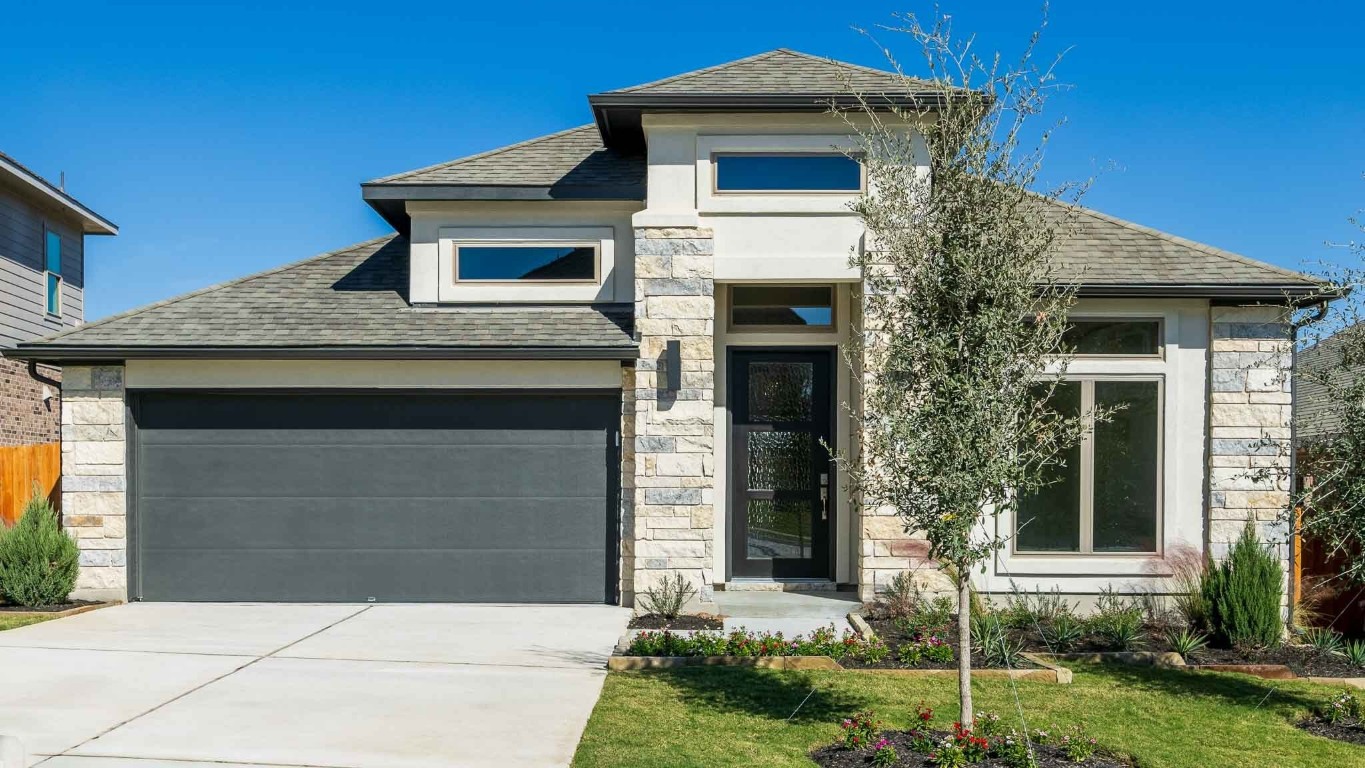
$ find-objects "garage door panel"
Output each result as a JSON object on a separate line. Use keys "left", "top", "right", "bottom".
{"left": 137, "top": 497, "right": 607, "bottom": 550}
{"left": 131, "top": 391, "right": 618, "bottom": 603}
{"left": 138, "top": 444, "right": 608, "bottom": 499}
{"left": 141, "top": 549, "right": 607, "bottom": 603}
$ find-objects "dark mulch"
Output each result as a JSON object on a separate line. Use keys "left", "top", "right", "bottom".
{"left": 810, "top": 729, "right": 1131, "bottom": 767}
{"left": 628, "top": 613, "right": 724, "bottom": 630}
{"left": 1297, "top": 718, "right": 1365, "bottom": 747}
{"left": 1190, "top": 646, "right": 1365, "bottom": 678}
{"left": 845, "top": 618, "right": 1040, "bottom": 670}
{"left": 0, "top": 600, "right": 99, "bottom": 613}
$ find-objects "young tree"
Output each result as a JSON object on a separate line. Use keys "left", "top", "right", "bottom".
{"left": 835, "top": 10, "right": 1090, "bottom": 722}
{"left": 1289, "top": 211, "right": 1365, "bottom": 598}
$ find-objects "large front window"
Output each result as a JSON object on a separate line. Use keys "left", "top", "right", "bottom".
{"left": 1016, "top": 378, "right": 1162, "bottom": 554}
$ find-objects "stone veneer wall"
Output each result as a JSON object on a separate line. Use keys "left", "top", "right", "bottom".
{"left": 61, "top": 364, "right": 127, "bottom": 601}
{"left": 1207, "top": 306, "right": 1294, "bottom": 593}
{"left": 624, "top": 226, "right": 716, "bottom": 607}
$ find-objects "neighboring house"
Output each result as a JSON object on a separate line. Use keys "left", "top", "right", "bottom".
{"left": 12, "top": 50, "right": 1319, "bottom": 607}
{"left": 0, "top": 152, "right": 116, "bottom": 446}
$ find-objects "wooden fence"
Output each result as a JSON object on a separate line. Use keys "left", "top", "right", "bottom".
{"left": 0, "top": 442, "right": 61, "bottom": 526}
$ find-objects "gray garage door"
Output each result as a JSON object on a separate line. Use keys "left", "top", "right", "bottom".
{"left": 128, "top": 391, "right": 619, "bottom": 603}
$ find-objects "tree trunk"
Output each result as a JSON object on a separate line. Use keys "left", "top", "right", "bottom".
{"left": 958, "top": 570, "right": 974, "bottom": 726}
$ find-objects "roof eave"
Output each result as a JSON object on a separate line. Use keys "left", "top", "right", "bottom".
{"left": 361, "top": 182, "right": 645, "bottom": 231}
{"left": 1072, "top": 282, "right": 1332, "bottom": 306}
{"left": 5, "top": 344, "right": 641, "bottom": 364}
{"left": 588, "top": 92, "right": 951, "bottom": 150}
{"left": 0, "top": 156, "right": 118, "bottom": 235}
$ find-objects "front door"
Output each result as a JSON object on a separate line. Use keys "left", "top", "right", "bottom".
{"left": 729, "top": 349, "right": 834, "bottom": 579}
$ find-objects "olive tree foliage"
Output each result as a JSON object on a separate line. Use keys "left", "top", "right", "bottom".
{"left": 1288, "top": 209, "right": 1365, "bottom": 592}
{"left": 831, "top": 9, "right": 1092, "bottom": 722}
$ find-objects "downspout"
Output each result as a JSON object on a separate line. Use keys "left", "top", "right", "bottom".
{"left": 27, "top": 360, "right": 60, "bottom": 389}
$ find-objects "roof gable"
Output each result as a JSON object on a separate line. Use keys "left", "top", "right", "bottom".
{"left": 602, "top": 48, "right": 926, "bottom": 95}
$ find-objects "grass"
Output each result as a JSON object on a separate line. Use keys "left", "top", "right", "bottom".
{"left": 572, "top": 663, "right": 1363, "bottom": 768}
{"left": 0, "top": 614, "right": 56, "bottom": 631}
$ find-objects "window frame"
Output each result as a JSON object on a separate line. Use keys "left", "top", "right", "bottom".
{"left": 726, "top": 284, "right": 837, "bottom": 333}
{"left": 43, "top": 226, "right": 62, "bottom": 317}
{"left": 1065, "top": 317, "right": 1165, "bottom": 360}
{"left": 1012, "top": 374, "right": 1165, "bottom": 557}
{"left": 710, "top": 152, "right": 865, "bottom": 196}
{"left": 450, "top": 240, "right": 601, "bottom": 285}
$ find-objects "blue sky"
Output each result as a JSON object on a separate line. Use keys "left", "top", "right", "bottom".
{"left": 2, "top": 1, "right": 1360, "bottom": 321}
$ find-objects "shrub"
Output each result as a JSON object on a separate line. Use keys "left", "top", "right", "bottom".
{"left": 872, "top": 571, "right": 923, "bottom": 619}
{"left": 624, "top": 624, "right": 881, "bottom": 659}
{"left": 1344, "top": 640, "right": 1365, "bottom": 668}
{"left": 639, "top": 572, "right": 695, "bottom": 620}
{"left": 1203, "top": 523, "right": 1284, "bottom": 648}
{"left": 1316, "top": 690, "right": 1363, "bottom": 725}
{"left": 1040, "top": 613, "right": 1085, "bottom": 652}
{"left": 1301, "top": 626, "right": 1344, "bottom": 655}
{"left": 898, "top": 635, "right": 954, "bottom": 666}
{"left": 1167, "top": 545, "right": 1212, "bottom": 631}
{"left": 1001, "top": 581, "right": 1074, "bottom": 631}
{"left": 1089, "top": 588, "right": 1147, "bottom": 651}
{"left": 1164, "top": 627, "right": 1209, "bottom": 657}
{"left": 0, "top": 495, "right": 79, "bottom": 608}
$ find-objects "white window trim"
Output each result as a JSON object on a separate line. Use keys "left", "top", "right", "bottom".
{"left": 43, "top": 226, "right": 61, "bottom": 317}
{"left": 696, "top": 134, "right": 865, "bottom": 214}
{"left": 435, "top": 226, "right": 614, "bottom": 303}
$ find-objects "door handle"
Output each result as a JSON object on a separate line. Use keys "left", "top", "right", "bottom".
{"left": 819, "top": 473, "right": 829, "bottom": 521}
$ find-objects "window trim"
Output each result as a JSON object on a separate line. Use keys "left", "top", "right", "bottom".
{"left": 450, "top": 240, "right": 601, "bottom": 285}
{"left": 43, "top": 226, "right": 62, "bottom": 317}
{"left": 710, "top": 152, "right": 865, "bottom": 196}
{"left": 726, "top": 284, "right": 837, "bottom": 333}
{"left": 1012, "top": 374, "right": 1165, "bottom": 558}
{"left": 1065, "top": 317, "right": 1165, "bottom": 360}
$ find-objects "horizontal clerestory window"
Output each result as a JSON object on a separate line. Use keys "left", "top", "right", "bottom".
{"left": 1016, "top": 378, "right": 1162, "bottom": 554}
{"left": 453, "top": 243, "right": 598, "bottom": 282}
{"left": 729, "top": 285, "right": 835, "bottom": 329}
{"left": 713, "top": 153, "right": 862, "bottom": 193}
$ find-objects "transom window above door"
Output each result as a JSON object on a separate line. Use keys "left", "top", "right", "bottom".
{"left": 729, "top": 285, "right": 835, "bottom": 330}
{"left": 713, "top": 153, "right": 862, "bottom": 193}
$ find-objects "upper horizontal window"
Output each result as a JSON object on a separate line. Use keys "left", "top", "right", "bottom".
{"left": 730, "top": 285, "right": 834, "bottom": 329}
{"left": 454, "top": 244, "right": 597, "bottom": 282}
{"left": 1064, "top": 320, "right": 1162, "bottom": 356}
{"left": 714, "top": 153, "right": 862, "bottom": 193}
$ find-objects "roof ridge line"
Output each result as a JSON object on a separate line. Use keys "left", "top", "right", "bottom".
{"left": 367, "top": 125, "right": 597, "bottom": 184}
{"left": 30, "top": 234, "right": 398, "bottom": 345}
{"left": 775, "top": 47, "right": 924, "bottom": 83}
{"left": 1067, "top": 203, "right": 1315, "bottom": 284}
{"left": 600, "top": 49, "right": 785, "bottom": 94}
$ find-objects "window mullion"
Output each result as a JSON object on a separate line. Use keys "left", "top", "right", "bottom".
{"left": 1080, "top": 380, "right": 1096, "bottom": 553}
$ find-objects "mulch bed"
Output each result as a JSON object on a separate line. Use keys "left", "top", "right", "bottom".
{"left": 845, "top": 618, "right": 1040, "bottom": 670}
{"left": 0, "top": 600, "right": 100, "bottom": 614}
{"left": 810, "top": 730, "right": 1131, "bottom": 767}
{"left": 1189, "top": 646, "right": 1364, "bottom": 678}
{"left": 1296, "top": 719, "right": 1365, "bottom": 747}
{"left": 628, "top": 613, "right": 724, "bottom": 630}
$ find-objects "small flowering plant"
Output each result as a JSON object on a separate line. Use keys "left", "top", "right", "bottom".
{"left": 951, "top": 722, "right": 991, "bottom": 761}
{"left": 927, "top": 736, "right": 969, "bottom": 767}
{"left": 840, "top": 710, "right": 882, "bottom": 751}
{"left": 915, "top": 701, "right": 935, "bottom": 725}
{"left": 1317, "top": 690, "right": 1364, "bottom": 724}
{"left": 993, "top": 730, "right": 1039, "bottom": 768}
{"left": 1059, "top": 724, "right": 1098, "bottom": 762}
{"left": 870, "top": 737, "right": 899, "bottom": 767}
{"left": 973, "top": 711, "right": 1003, "bottom": 737}
{"left": 898, "top": 635, "right": 955, "bottom": 666}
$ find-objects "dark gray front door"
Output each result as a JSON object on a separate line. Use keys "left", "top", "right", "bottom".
{"left": 128, "top": 391, "right": 619, "bottom": 603}
{"left": 729, "top": 349, "right": 834, "bottom": 579}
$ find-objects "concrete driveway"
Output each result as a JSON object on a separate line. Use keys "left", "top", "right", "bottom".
{"left": 0, "top": 603, "right": 629, "bottom": 767}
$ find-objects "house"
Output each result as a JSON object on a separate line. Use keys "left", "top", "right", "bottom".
{"left": 10, "top": 50, "right": 1318, "bottom": 607}
{"left": 0, "top": 152, "right": 116, "bottom": 446}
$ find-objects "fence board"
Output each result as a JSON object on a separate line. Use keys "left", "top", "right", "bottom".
{"left": 0, "top": 442, "right": 61, "bottom": 525}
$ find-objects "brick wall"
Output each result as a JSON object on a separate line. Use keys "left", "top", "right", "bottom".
{"left": 0, "top": 356, "right": 61, "bottom": 446}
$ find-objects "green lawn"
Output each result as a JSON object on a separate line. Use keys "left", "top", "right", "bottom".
{"left": 0, "top": 614, "right": 55, "bottom": 631}
{"left": 573, "top": 664, "right": 1363, "bottom": 768}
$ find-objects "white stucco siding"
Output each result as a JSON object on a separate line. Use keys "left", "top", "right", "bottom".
{"left": 406, "top": 201, "right": 642, "bottom": 304}
{"left": 978, "top": 298, "right": 1211, "bottom": 597}
{"left": 124, "top": 359, "right": 625, "bottom": 389}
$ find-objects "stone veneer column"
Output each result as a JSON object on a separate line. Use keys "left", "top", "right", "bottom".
{"left": 60, "top": 364, "right": 127, "bottom": 602}
{"left": 1207, "top": 306, "right": 1293, "bottom": 604}
{"left": 625, "top": 226, "right": 716, "bottom": 607}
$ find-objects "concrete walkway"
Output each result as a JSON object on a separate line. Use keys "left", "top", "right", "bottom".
{"left": 0, "top": 603, "right": 629, "bottom": 768}
{"left": 712, "top": 590, "right": 861, "bottom": 636}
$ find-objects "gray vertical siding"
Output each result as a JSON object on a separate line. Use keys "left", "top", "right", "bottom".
{"left": 0, "top": 182, "right": 86, "bottom": 347}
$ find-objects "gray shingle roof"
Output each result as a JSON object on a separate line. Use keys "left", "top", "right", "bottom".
{"left": 601, "top": 48, "right": 931, "bottom": 95}
{"left": 15, "top": 236, "right": 635, "bottom": 356}
{"left": 1296, "top": 328, "right": 1362, "bottom": 440}
{"left": 1048, "top": 203, "right": 1318, "bottom": 291}
{"left": 367, "top": 125, "right": 644, "bottom": 190}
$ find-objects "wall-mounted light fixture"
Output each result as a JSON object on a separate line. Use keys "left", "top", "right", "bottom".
{"left": 665, "top": 339, "right": 681, "bottom": 391}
